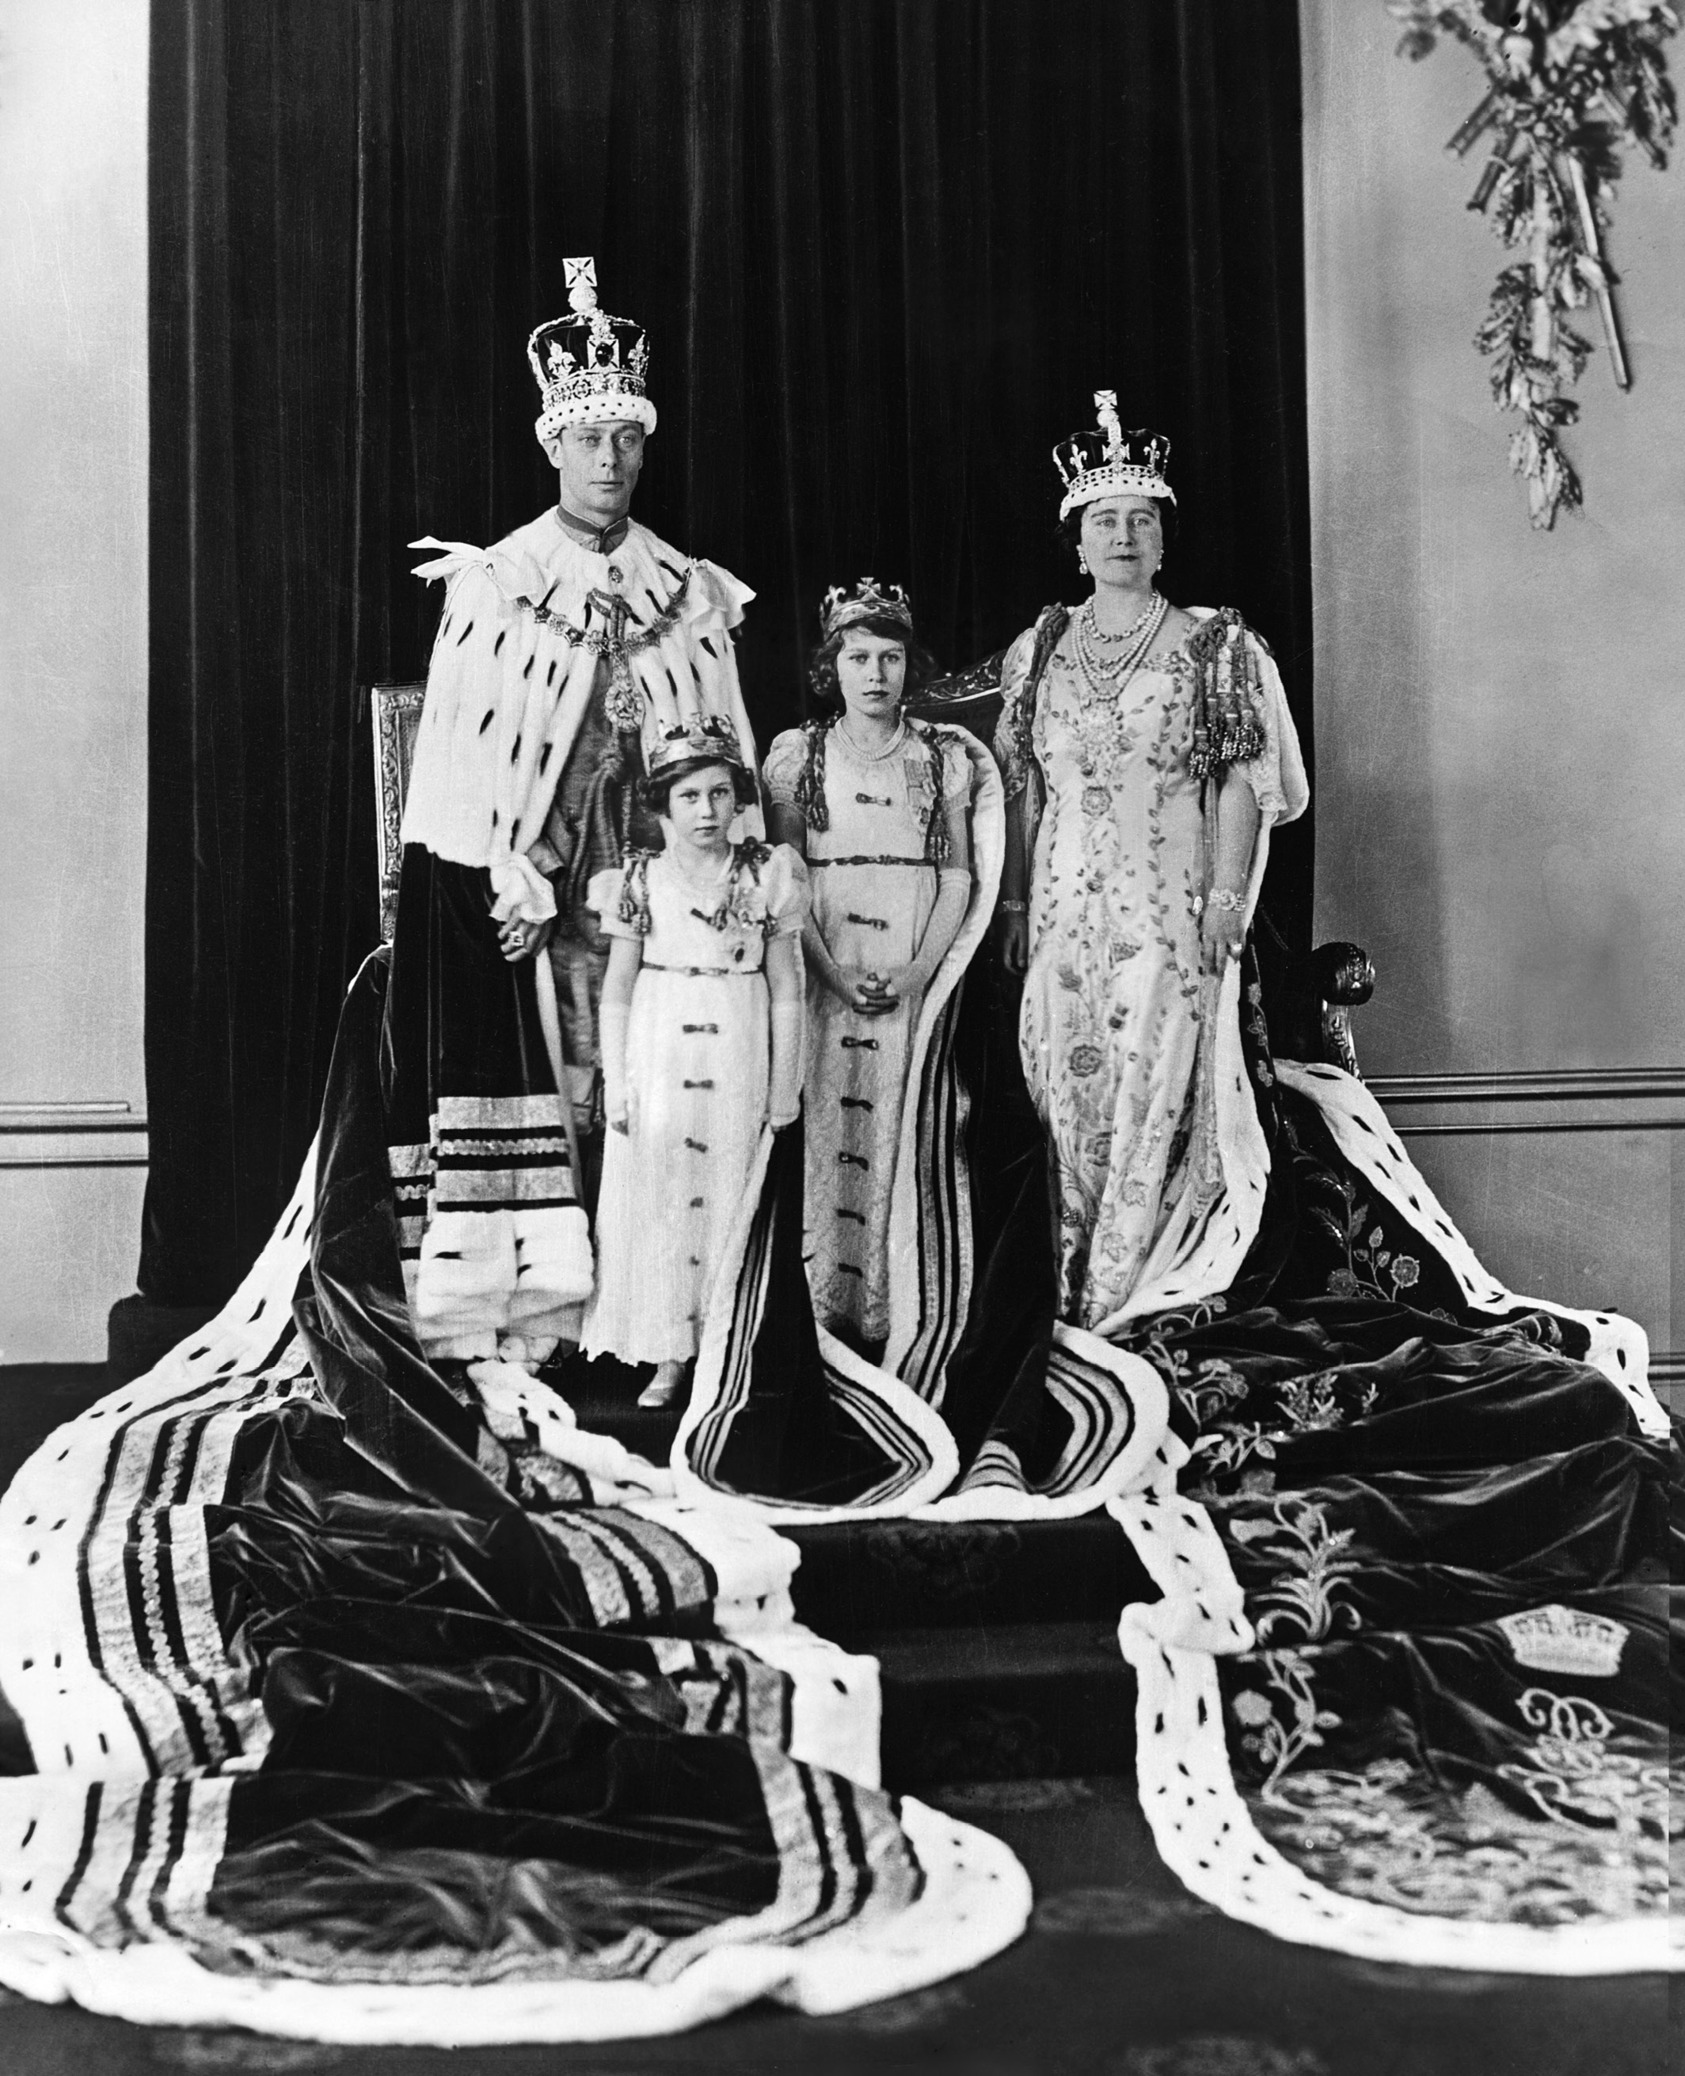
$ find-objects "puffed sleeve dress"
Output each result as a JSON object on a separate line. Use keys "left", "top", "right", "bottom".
{"left": 581, "top": 843, "right": 808, "bottom": 1365}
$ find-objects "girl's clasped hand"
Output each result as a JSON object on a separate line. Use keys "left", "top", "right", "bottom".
{"left": 834, "top": 967, "right": 908, "bottom": 1017}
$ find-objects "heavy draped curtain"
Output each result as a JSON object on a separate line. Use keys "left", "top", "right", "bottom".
{"left": 144, "top": 0, "right": 1313, "bottom": 1308}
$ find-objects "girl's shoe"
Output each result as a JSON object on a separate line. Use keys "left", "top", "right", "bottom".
{"left": 637, "top": 1361, "right": 687, "bottom": 1409}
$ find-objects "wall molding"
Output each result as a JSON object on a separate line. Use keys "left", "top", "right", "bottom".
{"left": 1367, "top": 1068, "right": 1685, "bottom": 1139}
{"left": 0, "top": 1103, "right": 148, "bottom": 1170}
{"left": 1370, "top": 1069, "right": 1685, "bottom": 1103}
{"left": 7, "top": 1071, "right": 1682, "bottom": 1158}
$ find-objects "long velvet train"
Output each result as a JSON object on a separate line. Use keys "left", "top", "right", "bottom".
{"left": 0, "top": 928, "right": 1674, "bottom": 2038}
{"left": 671, "top": 942, "right": 1676, "bottom": 1971}
{"left": 0, "top": 953, "right": 1030, "bottom": 2042}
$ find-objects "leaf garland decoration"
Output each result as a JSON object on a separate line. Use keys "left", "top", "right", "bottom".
{"left": 1388, "top": 0, "right": 1678, "bottom": 528}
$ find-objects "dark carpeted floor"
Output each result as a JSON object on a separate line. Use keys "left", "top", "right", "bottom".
{"left": 0, "top": 1367, "right": 1671, "bottom": 2076}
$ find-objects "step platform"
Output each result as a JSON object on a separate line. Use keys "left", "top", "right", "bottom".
{"left": 562, "top": 1359, "right": 1158, "bottom": 1789}
{"left": 786, "top": 1519, "right": 1153, "bottom": 1787}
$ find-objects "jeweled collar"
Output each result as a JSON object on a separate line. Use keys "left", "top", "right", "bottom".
{"left": 554, "top": 504, "right": 631, "bottom": 556}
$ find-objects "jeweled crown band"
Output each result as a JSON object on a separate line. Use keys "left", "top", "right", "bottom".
{"left": 529, "top": 255, "right": 657, "bottom": 439}
{"left": 821, "top": 576, "right": 915, "bottom": 639}
{"left": 1054, "top": 391, "right": 1174, "bottom": 520}
{"left": 646, "top": 714, "right": 747, "bottom": 779}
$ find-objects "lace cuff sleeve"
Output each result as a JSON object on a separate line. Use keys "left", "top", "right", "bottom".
{"left": 1229, "top": 634, "right": 1309, "bottom": 827}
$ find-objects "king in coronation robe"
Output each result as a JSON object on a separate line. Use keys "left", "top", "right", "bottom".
{"left": 387, "top": 257, "right": 760, "bottom": 1367}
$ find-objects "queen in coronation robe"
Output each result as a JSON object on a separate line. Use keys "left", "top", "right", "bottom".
{"left": 992, "top": 399, "right": 1306, "bottom": 1333}
{"left": 387, "top": 258, "right": 761, "bottom": 1367}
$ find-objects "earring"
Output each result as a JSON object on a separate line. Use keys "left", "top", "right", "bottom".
{"left": 1076, "top": 551, "right": 1089, "bottom": 575}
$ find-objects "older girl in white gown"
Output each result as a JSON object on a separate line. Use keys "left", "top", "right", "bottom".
{"left": 763, "top": 582, "right": 977, "bottom": 1347}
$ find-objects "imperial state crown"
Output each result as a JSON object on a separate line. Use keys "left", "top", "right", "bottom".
{"left": 528, "top": 256, "right": 656, "bottom": 440}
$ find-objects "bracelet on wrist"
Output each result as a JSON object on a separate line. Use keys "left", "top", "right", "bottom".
{"left": 1205, "top": 887, "right": 1246, "bottom": 914}
{"left": 999, "top": 899, "right": 1027, "bottom": 914}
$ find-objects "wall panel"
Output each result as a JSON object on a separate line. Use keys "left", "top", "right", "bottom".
{"left": 1373, "top": 1073, "right": 1681, "bottom": 1363}
{"left": 0, "top": 0, "right": 148, "bottom": 1360}
{"left": 1304, "top": 5, "right": 1683, "bottom": 1377}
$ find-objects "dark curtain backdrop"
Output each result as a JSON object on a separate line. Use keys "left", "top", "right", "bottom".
{"left": 144, "top": 0, "right": 1313, "bottom": 1308}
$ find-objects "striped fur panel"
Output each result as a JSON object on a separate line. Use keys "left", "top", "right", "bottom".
{"left": 1, "top": 1342, "right": 312, "bottom": 1781}
{"left": 882, "top": 736, "right": 1005, "bottom": 1398}
{"left": 14, "top": 1740, "right": 919, "bottom": 1991}
{"left": 916, "top": 1326, "right": 1171, "bottom": 1523}
{"left": 532, "top": 1508, "right": 717, "bottom": 1630}
{"left": 881, "top": 987, "right": 972, "bottom": 1406}
{"left": 674, "top": 1131, "right": 959, "bottom": 1520}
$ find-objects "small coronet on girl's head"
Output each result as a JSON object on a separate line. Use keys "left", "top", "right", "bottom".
{"left": 639, "top": 715, "right": 759, "bottom": 823}
{"left": 807, "top": 580, "right": 935, "bottom": 716}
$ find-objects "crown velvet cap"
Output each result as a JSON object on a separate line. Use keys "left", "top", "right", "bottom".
{"left": 820, "top": 577, "right": 915, "bottom": 639}
{"left": 528, "top": 256, "right": 656, "bottom": 441}
{"left": 1054, "top": 391, "right": 1174, "bottom": 521}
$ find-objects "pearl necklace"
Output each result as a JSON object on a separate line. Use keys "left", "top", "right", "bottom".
{"left": 1083, "top": 594, "right": 1162, "bottom": 646}
{"left": 835, "top": 715, "right": 907, "bottom": 763}
{"left": 1073, "top": 592, "right": 1169, "bottom": 705}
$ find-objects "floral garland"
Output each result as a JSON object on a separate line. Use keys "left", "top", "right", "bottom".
{"left": 1389, "top": 0, "right": 1678, "bottom": 528}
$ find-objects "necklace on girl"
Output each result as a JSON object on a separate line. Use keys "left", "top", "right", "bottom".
{"left": 835, "top": 715, "right": 907, "bottom": 763}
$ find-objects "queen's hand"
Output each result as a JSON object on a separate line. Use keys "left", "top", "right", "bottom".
{"left": 1199, "top": 890, "right": 1247, "bottom": 971}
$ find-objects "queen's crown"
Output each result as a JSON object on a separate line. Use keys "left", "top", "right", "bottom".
{"left": 1053, "top": 391, "right": 1174, "bottom": 517}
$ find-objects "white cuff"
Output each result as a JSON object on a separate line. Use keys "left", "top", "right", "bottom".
{"left": 489, "top": 852, "right": 558, "bottom": 925}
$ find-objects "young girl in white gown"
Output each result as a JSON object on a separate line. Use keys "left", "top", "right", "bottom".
{"left": 583, "top": 718, "right": 808, "bottom": 1405}
{"left": 764, "top": 582, "right": 976, "bottom": 1346}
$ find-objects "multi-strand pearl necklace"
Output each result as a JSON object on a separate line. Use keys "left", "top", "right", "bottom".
{"left": 1073, "top": 592, "right": 1169, "bottom": 705}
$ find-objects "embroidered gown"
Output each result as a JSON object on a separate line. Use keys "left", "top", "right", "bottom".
{"left": 582, "top": 845, "right": 808, "bottom": 1365}
{"left": 995, "top": 609, "right": 1305, "bottom": 1330}
{"left": 763, "top": 723, "right": 974, "bottom": 1343}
